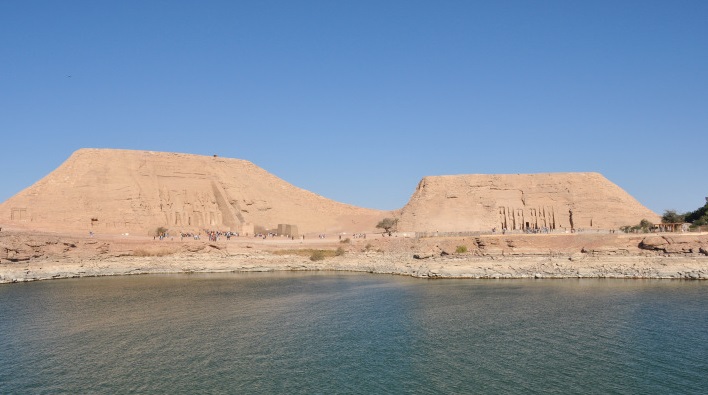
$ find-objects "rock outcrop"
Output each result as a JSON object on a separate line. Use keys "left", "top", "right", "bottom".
{"left": 397, "top": 173, "right": 660, "bottom": 233}
{"left": 639, "top": 235, "right": 708, "bottom": 255}
{"left": 0, "top": 149, "right": 388, "bottom": 235}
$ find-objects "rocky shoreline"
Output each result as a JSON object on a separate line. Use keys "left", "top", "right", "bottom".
{"left": 2, "top": 231, "right": 707, "bottom": 283}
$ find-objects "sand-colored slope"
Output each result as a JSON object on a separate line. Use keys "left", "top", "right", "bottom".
{"left": 0, "top": 149, "right": 388, "bottom": 235}
{"left": 397, "top": 173, "right": 660, "bottom": 233}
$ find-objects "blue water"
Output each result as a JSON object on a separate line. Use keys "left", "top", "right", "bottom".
{"left": 1, "top": 273, "right": 706, "bottom": 394}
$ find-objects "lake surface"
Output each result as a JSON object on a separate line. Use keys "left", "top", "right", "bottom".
{"left": 1, "top": 273, "right": 706, "bottom": 394}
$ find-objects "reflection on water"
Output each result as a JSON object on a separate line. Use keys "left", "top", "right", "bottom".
{"left": 1, "top": 273, "right": 706, "bottom": 394}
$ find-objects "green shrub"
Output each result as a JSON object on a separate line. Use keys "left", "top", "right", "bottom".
{"left": 455, "top": 245, "right": 468, "bottom": 254}
{"left": 133, "top": 248, "right": 173, "bottom": 257}
{"left": 310, "top": 250, "right": 326, "bottom": 261}
{"left": 662, "top": 210, "right": 685, "bottom": 224}
{"left": 154, "top": 226, "right": 168, "bottom": 237}
{"left": 621, "top": 220, "right": 654, "bottom": 233}
{"left": 376, "top": 218, "right": 398, "bottom": 233}
{"left": 335, "top": 247, "right": 345, "bottom": 256}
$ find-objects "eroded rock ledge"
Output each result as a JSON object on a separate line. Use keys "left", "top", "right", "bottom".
{"left": 1, "top": 231, "right": 707, "bottom": 283}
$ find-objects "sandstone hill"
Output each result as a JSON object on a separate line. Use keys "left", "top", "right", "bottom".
{"left": 0, "top": 149, "right": 388, "bottom": 235}
{"left": 1, "top": 150, "right": 661, "bottom": 237}
{"left": 396, "top": 173, "right": 660, "bottom": 233}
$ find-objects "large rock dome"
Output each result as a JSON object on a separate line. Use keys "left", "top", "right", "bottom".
{"left": 0, "top": 149, "right": 387, "bottom": 235}
{"left": 396, "top": 173, "right": 660, "bottom": 233}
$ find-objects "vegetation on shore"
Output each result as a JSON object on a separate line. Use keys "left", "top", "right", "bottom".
{"left": 662, "top": 197, "right": 708, "bottom": 228}
{"left": 622, "top": 197, "right": 708, "bottom": 233}
{"left": 620, "top": 219, "right": 655, "bottom": 233}
{"left": 132, "top": 248, "right": 174, "bottom": 257}
{"left": 271, "top": 248, "right": 345, "bottom": 261}
{"left": 376, "top": 218, "right": 398, "bottom": 235}
{"left": 154, "top": 227, "right": 169, "bottom": 237}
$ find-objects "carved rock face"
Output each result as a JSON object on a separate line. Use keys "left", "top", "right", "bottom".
{"left": 0, "top": 149, "right": 387, "bottom": 235}
{"left": 397, "top": 173, "right": 660, "bottom": 233}
{"left": 0, "top": 149, "right": 659, "bottom": 236}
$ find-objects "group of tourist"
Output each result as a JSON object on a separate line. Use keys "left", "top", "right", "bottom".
{"left": 179, "top": 232, "right": 199, "bottom": 240}
{"left": 154, "top": 230, "right": 384, "bottom": 242}
{"left": 168, "top": 230, "right": 309, "bottom": 241}
{"left": 524, "top": 227, "right": 552, "bottom": 234}
{"left": 253, "top": 232, "right": 278, "bottom": 239}
{"left": 202, "top": 229, "right": 239, "bottom": 241}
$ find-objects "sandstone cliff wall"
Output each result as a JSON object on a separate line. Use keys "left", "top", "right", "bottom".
{"left": 0, "top": 149, "right": 387, "bottom": 235}
{"left": 397, "top": 173, "right": 660, "bottom": 233}
{"left": 1, "top": 150, "right": 661, "bottom": 236}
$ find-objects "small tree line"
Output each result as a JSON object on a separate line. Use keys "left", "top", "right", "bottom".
{"left": 622, "top": 197, "right": 708, "bottom": 233}
{"left": 662, "top": 197, "right": 708, "bottom": 227}
{"left": 376, "top": 218, "right": 398, "bottom": 235}
{"left": 620, "top": 219, "right": 656, "bottom": 233}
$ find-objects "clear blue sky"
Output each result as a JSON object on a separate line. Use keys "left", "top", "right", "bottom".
{"left": 1, "top": 1, "right": 706, "bottom": 214}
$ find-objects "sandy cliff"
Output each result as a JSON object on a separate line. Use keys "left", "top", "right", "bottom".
{"left": 0, "top": 149, "right": 388, "bottom": 235}
{"left": 1, "top": 149, "right": 660, "bottom": 237}
{"left": 397, "top": 173, "right": 660, "bottom": 233}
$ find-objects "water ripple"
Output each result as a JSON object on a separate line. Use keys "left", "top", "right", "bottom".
{"left": 0, "top": 274, "right": 706, "bottom": 394}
